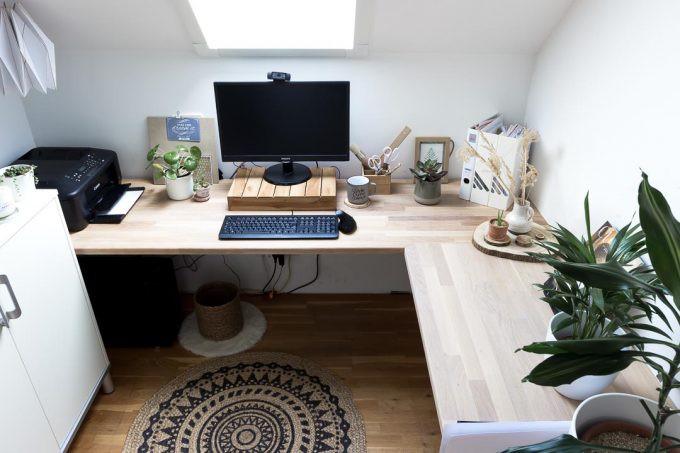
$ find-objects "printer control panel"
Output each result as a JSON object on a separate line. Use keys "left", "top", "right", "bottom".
{"left": 64, "top": 153, "right": 107, "bottom": 183}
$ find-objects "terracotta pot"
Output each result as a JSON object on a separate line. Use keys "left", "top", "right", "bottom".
{"left": 582, "top": 421, "right": 679, "bottom": 451}
{"left": 487, "top": 219, "right": 509, "bottom": 241}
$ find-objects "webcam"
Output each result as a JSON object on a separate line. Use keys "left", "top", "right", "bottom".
{"left": 267, "top": 71, "right": 291, "bottom": 82}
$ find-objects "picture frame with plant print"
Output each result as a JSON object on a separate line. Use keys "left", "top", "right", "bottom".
{"left": 415, "top": 137, "right": 453, "bottom": 183}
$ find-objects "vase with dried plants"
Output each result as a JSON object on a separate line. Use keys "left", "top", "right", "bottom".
{"left": 459, "top": 129, "right": 540, "bottom": 233}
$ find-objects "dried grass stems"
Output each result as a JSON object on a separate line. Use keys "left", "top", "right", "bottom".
{"left": 458, "top": 129, "right": 540, "bottom": 204}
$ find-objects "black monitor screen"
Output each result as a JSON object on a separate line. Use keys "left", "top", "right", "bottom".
{"left": 214, "top": 81, "right": 350, "bottom": 162}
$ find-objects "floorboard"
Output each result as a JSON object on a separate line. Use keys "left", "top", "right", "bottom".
{"left": 70, "top": 293, "right": 441, "bottom": 452}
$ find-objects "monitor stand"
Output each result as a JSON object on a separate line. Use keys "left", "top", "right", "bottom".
{"left": 263, "top": 162, "right": 312, "bottom": 186}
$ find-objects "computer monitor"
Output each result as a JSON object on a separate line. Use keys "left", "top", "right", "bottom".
{"left": 214, "top": 81, "right": 350, "bottom": 185}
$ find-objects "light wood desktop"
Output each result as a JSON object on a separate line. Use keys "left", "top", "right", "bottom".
{"left": 70, "top": 178, "right": 661, "bottom": 430}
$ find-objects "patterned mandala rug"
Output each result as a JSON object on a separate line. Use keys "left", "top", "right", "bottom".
{"left": 123, "top": 352, "right": 366, "bottom": 453}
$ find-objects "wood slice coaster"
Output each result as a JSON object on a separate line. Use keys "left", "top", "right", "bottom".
{"left": 344, "top": 198, "right": 371, "bottom": 209}
{"left": 484, "top": 233, "right": 511, "bottom": 246}
{"left": 472, "top": 221, "right": 554, "bottom": 262}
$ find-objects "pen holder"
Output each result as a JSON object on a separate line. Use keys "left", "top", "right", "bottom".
{"left": 362, "top": 167, "right": 391, "bottom": 195}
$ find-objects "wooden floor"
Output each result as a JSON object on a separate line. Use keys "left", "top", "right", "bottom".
{"left": 70, "top": 294, "right": 441, "bottom": 452}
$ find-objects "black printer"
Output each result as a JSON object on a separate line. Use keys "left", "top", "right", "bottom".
{"left": 15, "top": 147, "right": 130, "bottom": 232}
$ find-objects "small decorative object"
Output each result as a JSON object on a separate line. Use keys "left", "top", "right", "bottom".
{"left": 193, "top": 175, "right": 211, "bottom": 202}
{"left": 415, "top": 137, "right": 453, "bottom": 183}
{"left": 534, "top": 231, "right": 546, "bottom": 241}
{"left": 410, "top": 158, "right": 447, "bottom": 205}
{"left": 194, "top": 282, "right": 243, "bottom": 341}
{"left": 514, "top": 234, "right": 533, "bottom": 247}
{"left": 487, "top": 210, "right": 509, "bottom": 243}
{"left": 146, "top": 144, "right": 201, "bottom": 201}
{"left": 0, "top": 164, "right": 37, "bottom": 201}
{"left": 506, "top": 175, "right": 680, "bottom": 452}
{"left": 0, "top": 186, "right": 16, "bottom": 218}
{"left": 351, "top": 126, "right": 411, "bottom": 194}
{"left": 345, "top": 175, "right": 376, "bottom": 207}
{"left": 459, "top": 129, "right": 540, "bottom": 233}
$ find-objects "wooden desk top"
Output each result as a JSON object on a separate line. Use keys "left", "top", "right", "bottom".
{"left": 405, "top": 243, "right": 660, "bottom": 430}
{"left": 71, "top": 179, "right": 503, "bottom": 255}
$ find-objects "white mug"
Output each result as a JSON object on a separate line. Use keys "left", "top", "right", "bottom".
{"left": 347, "top": 176, "right": 376, "bottom": 205}
{"left": 0, "top": 186, "right": 16, "bottom": 218}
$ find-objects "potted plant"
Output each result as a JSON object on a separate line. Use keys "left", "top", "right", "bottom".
{"left": 409, "top": 158, "right": 448, "bottom": 205}
{"left": 459, "top": 129, "right": 540, "bottom": 233}
{"left": 0, "top": 164, "right": 37, "bottom": 201}
{"left": 504, "top": 173, "right": 680, "bottom": 453}
{"left": 529, "top": 194, "right": 658, "bottom": 401}
{"left": 193, "top": 175, "right": 211, "bottom": 202}
{"left": 146, "top": 144, "right": 201, "bottom": 200}
{"left": 488, "top": 210, "right": 509, "bottom": 241}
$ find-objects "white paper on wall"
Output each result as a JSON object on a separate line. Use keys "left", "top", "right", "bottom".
{"left": 0, "top": 5, "right": 29, "bottom": 96}
{"left": 11, "top": 3, "right": 56, "bottom": 91}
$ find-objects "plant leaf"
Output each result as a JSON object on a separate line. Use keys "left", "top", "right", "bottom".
{"left": 184, "top": 157, "right": 198, "bottom": 172}
{"left": 521, "top": 351, "right": 639, "bottom": 386}
{"left": 638, "top": 172, "right": 680, "bottom": 304}
{"left": 147, "top": 144, "right": 159, "bottom": 161}
{"left": 519, "top": 334, "right": 668, "bottom": 355}
{"left": 189, "top": 146, "right": 201, "bottom": 160}
{"left": 163, "top": 151, "right": 179, "bottom": 165}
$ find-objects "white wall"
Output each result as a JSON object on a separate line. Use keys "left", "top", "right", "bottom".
{"left": 22, "top": 50, "right": 535, "bottom": 293}
{"left": 525, "top": 0, "right": 680, "bottom": 232}
{"left": 0, "top": 90, "right": 35, "bottom": 166}
{"left": 524, "top": 0, "right": 680, "bottom": 403}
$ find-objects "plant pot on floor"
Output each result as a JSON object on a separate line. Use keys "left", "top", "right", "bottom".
{"left": 570, "top": 393, "right": 680, "bottom": 452}
{"left": 414, "top": 179, "right": 442, "bottom": 205}
{"left": 194, "top": 282, "right": 243, "bottom": 341}
{"left": 165, "top": 174, "right": 194, "bottom": 200}
{"left": 546, "top": 312, "right": 624, "bottom": 401}
{"left": 0, "top": 165, "right": 36, "bottom": 202}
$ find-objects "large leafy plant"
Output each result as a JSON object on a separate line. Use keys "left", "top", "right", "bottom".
{"left": 146, "top": 144, "right": 201, "bottom": 180}
{"left": 504, "top": 173, "right": 680, "bottom": 453}
{"left": 531, "top": 194, "right": 661, "bottom": 341}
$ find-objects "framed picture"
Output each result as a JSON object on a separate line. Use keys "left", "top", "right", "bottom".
{"left": 415, "top": 137, "right": 454, "bottom": 183}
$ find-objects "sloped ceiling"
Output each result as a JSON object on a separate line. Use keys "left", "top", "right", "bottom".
{"left": 19, "top": 0, "right": 572, "bottom": 54}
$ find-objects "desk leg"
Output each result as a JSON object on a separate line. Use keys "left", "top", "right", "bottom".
{"left": 101, "top": 371, "right": 115, "bottom": 394}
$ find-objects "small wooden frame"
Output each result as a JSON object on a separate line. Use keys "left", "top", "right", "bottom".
{"left": 361, "top": 167, "right": 391, "bottom": 194}
{"left": 415, "top": 137, "right": 453, "bottom": 183}
{"left": 227, "top": 167, "right": 336, "bottom": 211}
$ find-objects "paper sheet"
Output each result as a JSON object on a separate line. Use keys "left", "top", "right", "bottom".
{"left": 105, "top": 189, "right": 144, "bottom": 216}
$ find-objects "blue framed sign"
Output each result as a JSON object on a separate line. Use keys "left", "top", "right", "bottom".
{"left": 166, "top": 117, "right": 201, "bottom": 142}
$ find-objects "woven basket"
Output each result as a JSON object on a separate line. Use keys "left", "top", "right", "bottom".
{"left": 194, "top": 282, "right": 243, "bottom": 341}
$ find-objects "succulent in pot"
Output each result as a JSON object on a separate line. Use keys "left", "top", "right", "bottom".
{"left": 146, "top": 144, "right": 201, "bottom": 200}
{"left": 503, "top": 173, "right": 680, "bottom": 453}
{"left": 488, "top": 210, "right": 509, "bottom": 241}
{"left": 409, "top": 158, "right": 447, "bottom": 205}
{"left": 0, "top": 164, "right": 37, "bottom": 201}
{"left": 193, "top": 175, "right": 211, "bottom": 202}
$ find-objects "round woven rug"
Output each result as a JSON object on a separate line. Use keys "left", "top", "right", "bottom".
{"left": 123, "top": 352, "right": 366, "bottom": 453}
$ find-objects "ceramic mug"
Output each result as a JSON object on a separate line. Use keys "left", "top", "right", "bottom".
{"left": 347, "top": 176, "right": 376, "bottom": 205}
{"left": 0, "top": 186, "right": 16, "bottom": 218}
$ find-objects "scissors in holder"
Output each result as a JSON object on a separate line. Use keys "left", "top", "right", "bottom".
{"left": 367, "top": 146, "right": 400, "bottom": 174}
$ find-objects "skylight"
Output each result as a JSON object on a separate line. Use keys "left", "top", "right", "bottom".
{"left": 187, "top": 0, "right": 357, "bottom": 50}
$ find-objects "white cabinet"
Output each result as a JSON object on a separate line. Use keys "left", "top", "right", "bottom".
{"left": 0, "top": 191, "right": 110, "bottom": 451}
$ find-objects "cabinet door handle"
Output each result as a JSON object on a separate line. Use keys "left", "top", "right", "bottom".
{"left": 0, "top": 275, "right": 21, "bottom": 320}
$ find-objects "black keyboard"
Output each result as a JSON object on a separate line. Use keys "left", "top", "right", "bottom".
{"left": 219, "top": 215, "right": 339, "bottom": 240}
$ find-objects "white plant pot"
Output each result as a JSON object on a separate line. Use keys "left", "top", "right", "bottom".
{"left": 506, "top": 199, "right": 534, "bottom": 234}
{"left": 546, "top": 312, "right": 622, "bottom": 401}
{"left": 570, "top": 393, "right": 680, "bottom": 442}
{"left": 0, "top": 165, "right": 36, "bottom": 202}
{"left": 165, "top": 174, "right": 194, "bottom": 200}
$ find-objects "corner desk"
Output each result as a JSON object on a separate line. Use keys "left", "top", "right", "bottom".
{"left": 70, "top": 178, "right": 659, "bottom": 432}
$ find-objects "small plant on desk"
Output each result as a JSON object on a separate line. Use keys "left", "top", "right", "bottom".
{"left": 487, "top": 210, "right": 509, "bottom": 241}
{"left": 146, "top": 144, "right": 202, "bottom": 201}
{"left": 193, "top": 175, "right": 211, "bottom": 202}
{"left": 409, "top": 158, "right": 447, "bottom": 206}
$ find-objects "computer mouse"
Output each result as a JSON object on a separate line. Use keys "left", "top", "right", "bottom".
{"left": 335, "top": 210, "right": 357, "bottom": 235}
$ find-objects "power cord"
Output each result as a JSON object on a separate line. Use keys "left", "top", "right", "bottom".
{"left": 174, "top": 255, "right": 205, "bottom": 272}
{"left": 222, "top": 255, "right": 241, "bottom": 288}
{"left": 286, "top": 255, "right": 319, "bottom": 294}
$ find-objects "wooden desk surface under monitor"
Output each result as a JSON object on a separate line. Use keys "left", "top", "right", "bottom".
{"left": 71, "top": 178, "right": 506, "bottom": 255}
{"left": 405, "top": 242, "right": 660, "bottom": 430}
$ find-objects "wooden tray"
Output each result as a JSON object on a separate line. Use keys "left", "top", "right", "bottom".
{"left": 227, "top": 167, "right": 336, "bottom": 211}
{"left": 471, "top": 221, "right": 554, "bottom": 262}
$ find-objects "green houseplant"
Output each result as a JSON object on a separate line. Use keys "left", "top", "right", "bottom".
{"left": 409, "top": 158, "right": 448, "bottom": 205}
{"left": 504, "top": 173, "right": 680, "bottom": 452}
{"left": 193, "top": 174, "right": 211, "bottom": 202}
{"left": 488, "top": 209, "right": 509, "bottom": 241}
{"left": 146, "top": 144, "right": 201, "bottom": 200}
{"left": 530, "top": 193, "right": 661, "bottom": 401}
{"left": 0, "top": 164, "right": 37, "bottom": 201}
